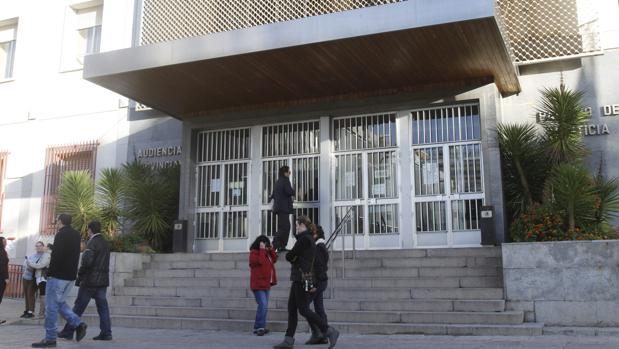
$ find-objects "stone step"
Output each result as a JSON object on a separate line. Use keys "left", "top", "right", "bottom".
{"left": 77, "top": 314, "right": 542, "bottom": 336}
{"left": 93, "top": 306, "right": 523, "bottom": 325}
{"left": 115, "top": 286, "right": 503, "bottom": 300}
{"left": 149, "top": 247, "right": 501, "bottom": 263}
{"left": 145, "top": 256, "right": 501, "bottom": 271}
{"left": 117, "top": 296, "right": 505, "bottom": 312}
{"left": 136, "top": 266, "right": 501, "bottom": 279}
{"left": 124, "top": 276, "right": 501, "bottom": 289}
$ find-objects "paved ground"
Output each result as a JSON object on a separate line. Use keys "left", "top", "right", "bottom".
{"left": 3, "top": 299, "right": 619, "bottom": 349}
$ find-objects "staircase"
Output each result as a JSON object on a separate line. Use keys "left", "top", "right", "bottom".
{"left": 85, "top": 247, "right": 543, "bottom": 335}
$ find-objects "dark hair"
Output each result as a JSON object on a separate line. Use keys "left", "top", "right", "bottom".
{"left": 87, "top": 220, "right": 102, "bottom": 235}
{"left": 250, "top": 235, "right": 271, "bottom": 251}
{"left": 278, "top": 166, "right": 290, "bottom": 178}
{"left": 47, "top": 243, "right": 53, "bottom": 251}
{"left": 315, "top": 226, "right": 325, "bottom": 240}
{"left": 0, "top": 236, "right": 6, "bottom": 250}
{"left": 296, "top": 216, "right": 316, "bottom": 235}
{"left": 35, "top": 241, "right": 45, "bottom": 247}
{"left": 57, "top": 214, "right": 72, "bottom": 227}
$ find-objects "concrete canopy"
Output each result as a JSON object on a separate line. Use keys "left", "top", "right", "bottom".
{"left": 83, "top": 0, "right": 519, "bottom": 120}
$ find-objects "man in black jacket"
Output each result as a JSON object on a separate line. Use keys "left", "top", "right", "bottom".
{"left": 33, "top": 214, "right": 87, "bottom": 348}
{"left": 58, "top": 220, "right": 112, "bottom": 341}
{"left": 270, "top": 166, "right": 295, "bottom": 251}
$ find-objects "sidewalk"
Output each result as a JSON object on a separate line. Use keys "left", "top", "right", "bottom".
{"left": 1, "top": 324, "right": 619, "bottom": 349}
{"left": 3, "top": 299, "right": 619, "bottom": 349}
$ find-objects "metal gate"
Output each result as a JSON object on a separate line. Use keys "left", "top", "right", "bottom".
{"left": 260, "top": 121, "right": 320, "bottom": 244}
{"left": 411, "top": 104, "right": 485, "bottom": 247}
{"left": 332, "top": 113, "right": 400, "bottom": 249}
{"left": 195, "top": 128, "right": 251, "bottom": 251}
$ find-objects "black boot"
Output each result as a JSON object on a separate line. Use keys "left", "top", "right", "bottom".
{"left": 325, "top": 327, "right": 340, "bottom": 349}
{"left": 31, "top": 340, "right": 56, "bottom": 348}
{"left": 273, "top": 336, "right": 294, "bottom": 349}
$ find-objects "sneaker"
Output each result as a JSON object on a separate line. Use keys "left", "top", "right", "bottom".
{"left": 31, "top": 340, "right": 57, "bottom": 348}
{"left": 24, "top": 312, "right": 35, "bottom": 319}
{"left": 20, "top": 311, "right": 28, "bottom": 318}
{"left": 93, "top": 334, "right": 113, "bottom": 341}
{"left": 256, "top": 328, "right": 266, "bottom": 336}
{"left": 75, "top": 323, "right": 88, "bottom": 342}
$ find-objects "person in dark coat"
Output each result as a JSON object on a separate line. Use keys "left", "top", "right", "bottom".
{"left": 273, "top": 216, "right": 339, "bottom": 349}
{"left": 0, "top": 236, "right": 9, "bottom": 319}
{"left": 33, "top": 214, "right": 87, "bottom": 348}
{"left": 305, "top": 226, "right": 330, "bottom": 345}
{"left": 58, "top": 220, "right": 112, "bottom": 341}
{"left": 249, "top": 235, "right": 278, "bottom": 336}
{"left": 270, "top": 166, "right": 295, "bottom": 251}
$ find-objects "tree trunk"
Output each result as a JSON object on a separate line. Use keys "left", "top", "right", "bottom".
{"left": 514, "top": 159, "right": 533, "bottom": 207}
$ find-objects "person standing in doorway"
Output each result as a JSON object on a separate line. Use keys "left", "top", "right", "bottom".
{"left": 305, "top": 226, "right": 330, "bottom": 345}
{"left": 21, "top": 241, "right": 51, "bottom": 319}
{"left": 273, "top": 216, "right": 339, "bottom": 349}
{"left": 0, "top": 237, "right": 9, "bottom": 325}
{"left": 249, "top": 235, "right": 278, "bottom": 336}
{"left": 58, "top": 220, "right": 112, "bottom": 341}
{"left": 32, "top": 214, "right": 87, "bottom": 348}
{"left": 270, "top": 166, "right": 295, "bottom": 252}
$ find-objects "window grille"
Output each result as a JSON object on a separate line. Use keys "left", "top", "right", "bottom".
{"left": 333, "top": 113, "right": 397, "bottom": 151}
{"left": 451, "top": 199, "right": 482, "bottom": 231}
{"left": 260, "top": 207, "right": 319, "bottom": 237}
{"left": 449, "top": 144, "right": 483, "bottom": 194}
{"left": 415, "top": 201, "right": 447, "bottom": 233}
{"left": 334, "top": 205, "right": 363, "bottom": 235}
{"left": 196, "top": 128, "right": 251, "bottom": 163}
{"left": 368, "top": 203, "right": 398, "bottom": 234}
{"left": 223, "top": 211, "right": 248, "bottom": 239}
{"left": 262, "top": 121, "right": 319, "bottom": 157}
{"left": 196, "top": 211, "right": 218, "bottom": 239}
{"left": 40, "top": 142, "right": 98, "bottom": 235}
{"left": 140, "top": 0, "right": 406, "bottom": 45}
{"left": 413, "top": 146, "right": 445, "bottom": 196}
{"left": 411, "top": 104, "right": 480, "bottom": 145}
{"left": 367, "top": 151, "right": 397, "bottom": 199}
{"left": 334, "top": 153, "right": 363, "bottom": 201}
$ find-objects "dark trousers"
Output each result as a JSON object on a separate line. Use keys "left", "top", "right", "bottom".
{"left": 285, "top": 282, "right": 328, "bottom": 338}
{"left": 23, "top": 279, "right": 36, "bottom": 313}
{"left": 273, "top": 213, "right": 291, "bottom": 250}
{"left": 60, "top": 286, "right": 112, "bottom": 336}
{"left": 308, "top": 280, "right": 329, "bottom": 335}
{"left": 0, "top": 280, "right": 5, "bottom": 304}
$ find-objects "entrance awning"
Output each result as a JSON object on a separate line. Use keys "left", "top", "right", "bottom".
{"left": 84, "top": 0, "right": 519, "bottom": 119}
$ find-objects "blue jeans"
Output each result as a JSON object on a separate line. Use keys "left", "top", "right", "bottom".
{"left": 60, "top": 286, "right": 112, "bottom": 337}
{"left": 45, "top": 278, "right": 81, "bottom": 342}
{"left": 253, "top": 290, "right": 270, "bottom": 330}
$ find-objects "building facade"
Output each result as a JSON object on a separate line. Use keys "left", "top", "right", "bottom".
{"left": 1, "top": 0, "right": 619, "bottom": 255}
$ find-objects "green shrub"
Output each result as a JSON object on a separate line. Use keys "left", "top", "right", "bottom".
{"left": 105, "top": 233, "right": 154, "bottom": 253}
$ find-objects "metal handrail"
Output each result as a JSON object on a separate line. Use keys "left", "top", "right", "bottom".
{"left": 326, "top": 206, "right": 354, "bottom": 279}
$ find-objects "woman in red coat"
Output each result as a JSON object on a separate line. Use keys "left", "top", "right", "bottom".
{"left": 249, "top": 235, "right": 277, "bottom": 336}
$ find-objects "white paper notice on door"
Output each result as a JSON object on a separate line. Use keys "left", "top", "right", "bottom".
{"left": 210, "top": 179, "right": 221, "bottom": 192}
{"left": 372, "top": 183, "right": 386, "bottom": 196}
{"left": 345, "top": 172, "right": 356, "bottom": 187}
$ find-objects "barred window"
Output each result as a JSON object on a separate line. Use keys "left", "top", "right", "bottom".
{"left": 412, "top": 104, "right": 480, "bottom": 145}
{"left": 262, "top": 122, "right": 319, "bottom": 157}
{"left": 451, "top": 199, "right": 482, "bottom": 231}
{"left": 333, "top": 113, "right": 397, "bottom": 151}
{"left": 40, "top": 142, "right": 98, "bottom": 235}
{"left": 415, "top": 201, "right": 447, "bottom": 233}
{"left": 196, "top": 128, "right": 250, "bottom": 163}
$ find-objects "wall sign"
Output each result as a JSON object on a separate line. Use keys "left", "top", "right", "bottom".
{"left": 136, "top": 145, "right": 182, "bottom": 168}
{"left": 602, "top": 104, "right": 619, "bottom": 117}
{"left": 581, "top": 124, "right": 610, "bottom": 136}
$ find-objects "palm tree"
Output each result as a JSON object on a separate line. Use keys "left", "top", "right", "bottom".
{"left": 497, "top": 123, "right": 547, "bottom": 214}
{"left": 96, "top": 168, "right": 125, "bottom": 237}
{"left": 57, "top": 170, "right": 100, "bottom": 238}
{"left": 537, "top": 84, "right": 589, "bottom": 165}
{"left": 123, "top": 161, "right": 180, "bottom": 251}
{"left": 548, "top": 164, "right": 597, "bottom": 231}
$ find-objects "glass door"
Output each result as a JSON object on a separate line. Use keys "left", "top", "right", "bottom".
{"left": 411, "top": 104, "right": 484, "bottom": 247}
{"left": 332, "top": 113, "right": 400, "bottom": 249}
